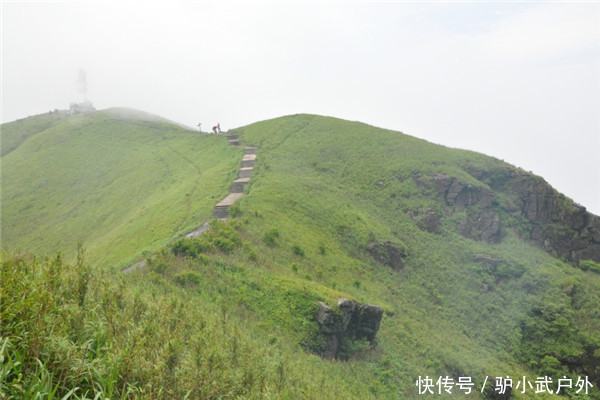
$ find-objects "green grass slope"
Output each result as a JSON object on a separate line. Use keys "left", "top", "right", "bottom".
{"left": 2, "top": 113, "right": 599, "bottom": 399}
{"left": 1, "top": 108, "right": 242, "bottom": 267}
{"left": 223, "top": 114, "right": 600, "bottom": 397}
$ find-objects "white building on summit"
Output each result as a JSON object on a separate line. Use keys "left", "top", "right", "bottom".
{"left": 69, "top": 101, "right": 95, "bottom": 115}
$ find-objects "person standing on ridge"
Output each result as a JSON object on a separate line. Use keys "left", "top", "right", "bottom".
{"left": 217, "top": 123, "right": 221, "bottom": 133}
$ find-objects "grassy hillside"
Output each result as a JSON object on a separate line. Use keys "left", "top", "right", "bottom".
{"left": 2, "top": 113, "right": 599, "bottom": 399}
{"left": 1, "top": 108, "right": 242, "bottom": 267}
{"left": 227, "top": 115, "right": 600, "bottom": 395}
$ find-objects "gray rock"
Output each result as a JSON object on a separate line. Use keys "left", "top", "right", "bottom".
{"left": 317, "top": 301, "right": 335, "bottom": 333}
{"left": 367, "top": 240, "right": 405, "bottom": 270}
{"left": 407, "top": 208, "right": 441, "bottom": 233}
{"left": 462, "top": 165, "right": 600, "bottom": 264}
{"left": 337, "top": 298, "right": 356, "bottom": 331}
{"left": 315, "top": 299, "right": 384, "bottom": 360}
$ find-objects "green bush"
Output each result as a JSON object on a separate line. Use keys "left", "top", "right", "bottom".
{"left": 580, "top": 259, "right": 600, "bottom": 273}
{"left": 174, "top": 270, "right": 202, "bottom": 288}
{"left": 171, "top": 237, "right": 214, "bottom": 257}
{"left": 292, "top": 244, "right": 305, "bottom": 257}
{"left": 318, "top": 242, "right": 327, "bottom": 255}
{"left": 229, "top": 203, "right": 242, "bottom": 218}
{"left": 213, "top": 237, "right": 236, "bottom": 253}
{"left": 263, "top": 227, "right": 280, "bottom": 246}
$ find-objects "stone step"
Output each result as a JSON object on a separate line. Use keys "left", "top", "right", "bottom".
{"left": 212, "top": 206, "right": 229, "bottom": 218}
{"left": 244, "top": 147, "right": 257, "bottom": 154}
{"left": 228, "top": 139, "right": 240, "bottom": 146}
{"left": 241, "top": 154, "right": 256, "bottom": 168}
{"left": 231, "top": 177, "right": 250, "bottom": 193}
{"left": 241, "top": 159, "right": 255, "bottom": 168}
{"left": 215, "top": 192, "right": 243, "bottom": 207}
{"left": 238, "top": 167, "right": 253, "bottom": 178}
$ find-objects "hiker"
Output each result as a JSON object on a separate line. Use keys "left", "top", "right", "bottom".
{"left": 212, "top": 125, "right": 218, "bottom": 134}
{"left": 217, "top": 123, "right": 221, "bottom": 133}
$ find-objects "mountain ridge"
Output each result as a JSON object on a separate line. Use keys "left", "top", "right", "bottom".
{"left": 2, "top": 109, "right": 599, "bottom": 399}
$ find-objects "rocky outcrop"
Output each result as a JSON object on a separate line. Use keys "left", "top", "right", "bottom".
{"left": 430, "top": 173, "right": 495, "bottom": 208}
{"left": 465, "top": 165, "right": 600, "bottom": 264}
{"left": 424, "top": 173, "right": 501, "bottom": 243}
{"left": 316, "top": 298, "right": 383, "bottom": 360}
{"left": 406, "top": 208, "right": 441, "bottom": 233}
{"left": 413, "top": 165, "right": 600, "bottom": 265}
{"left": 367, "top": 240, "right": 405, "bottom": 270}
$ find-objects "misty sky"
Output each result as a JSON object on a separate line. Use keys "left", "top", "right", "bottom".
{"left": 2, "top": 1, "right": 599, "bottom": 215}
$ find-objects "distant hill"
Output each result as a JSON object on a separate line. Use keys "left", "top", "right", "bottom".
{"left": 1, "top": 108, "right": 242, "bottom": 267}
{"left": 2, "top": 111, "right": 599, "bottom": 399}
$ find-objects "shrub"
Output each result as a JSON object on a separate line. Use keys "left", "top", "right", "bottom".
{"left": 208, "top": 220, "right": 242, "bottom": 249}
{"left": 292, "top": 244, "right": 305, "bottom": 257}
{"left": 580, "top": 260, "right": 600, "bottom": 273}
{"left": 229, "top": 203, "right": 242, "bottom": 218}
{"left": 174, "top": 271, "right": 202, "bottom": 288}
{"left": 171, "top": 237, "right": 214, "bottom": 258}
{"left": 213, "top": 237, "right": 236, "bottom": 253}
{"left": 318, "top": 242, "right": 327, "bottom": 255}
{"left": 243, "top": 242, "right": 258, "bottom": 261}
{"left": 150, "top": 260, "right": 168, "bottom": 274}
{"left": 263, "top": 228, "right": 280, "bottom": 246}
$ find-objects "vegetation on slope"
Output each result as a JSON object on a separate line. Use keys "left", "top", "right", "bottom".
{"left": 1, "top": 109, "right": 241, "bottom": 267}
{"left": 1, "top": 229, "right": 394, "bottom": 399}
{"left": 227, "top": 114, "right": 600, "bottom": 397}
{"left": 2, "top": 113, "right": 599, "bottom": 399}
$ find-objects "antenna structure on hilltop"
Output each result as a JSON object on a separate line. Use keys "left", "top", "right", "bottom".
{"left": 69, "top": 68, "right": 95, "bottom": 115}
{"left": 77, "top": 69, "right": 88, "bottom": 102}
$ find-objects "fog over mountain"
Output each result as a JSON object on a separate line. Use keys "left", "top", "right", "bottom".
{"left": 2, "top": 1, "right": 598, "bottom": 214}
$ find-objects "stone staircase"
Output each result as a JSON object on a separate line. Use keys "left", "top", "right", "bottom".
{"left": 227, "top": 134, "right": 240, "bottom": 146}
{"left": 211, "top": 136, "right": 256, "bottom": 220}
{"left": 124, "top": 133, "right": 257, "bottom": 273}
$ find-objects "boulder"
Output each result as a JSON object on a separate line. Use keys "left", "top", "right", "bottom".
{"left": 367, "top": 240, "right": 405, "bottom": 270}
{"left": 316, "top": 301, "right": 335, "bottom": 333}
{"left": 315, "top": 298, "right": 384, "bottom": 360}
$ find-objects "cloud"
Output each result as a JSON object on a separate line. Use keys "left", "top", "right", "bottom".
{"left": 480, "top": 2, "right": 599, "bottom": 63}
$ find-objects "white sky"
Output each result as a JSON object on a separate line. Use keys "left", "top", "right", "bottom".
{"left": 2, "top": 0, "right": 599, "bottom": 214}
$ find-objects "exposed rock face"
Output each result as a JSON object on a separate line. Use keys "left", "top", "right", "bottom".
{"left": 426, "top": 173, "right": 501, "bottom": 243}
{"left": 465, "top": 165, "right": 600, "bottom": 264}
{"left": 316, "top": 298, "right": 384, "bottom": 360}
{"left": 430, "top": 173, "right": 494, "bottom": 208}
{"left": 406, "top": 208, "right": 441, "bottom": 233}
{"left": 367, "top": 240, "right": 405, "bottom": 270}
{"left": 412, "top": 165, "right": 600, "bottom": 265}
